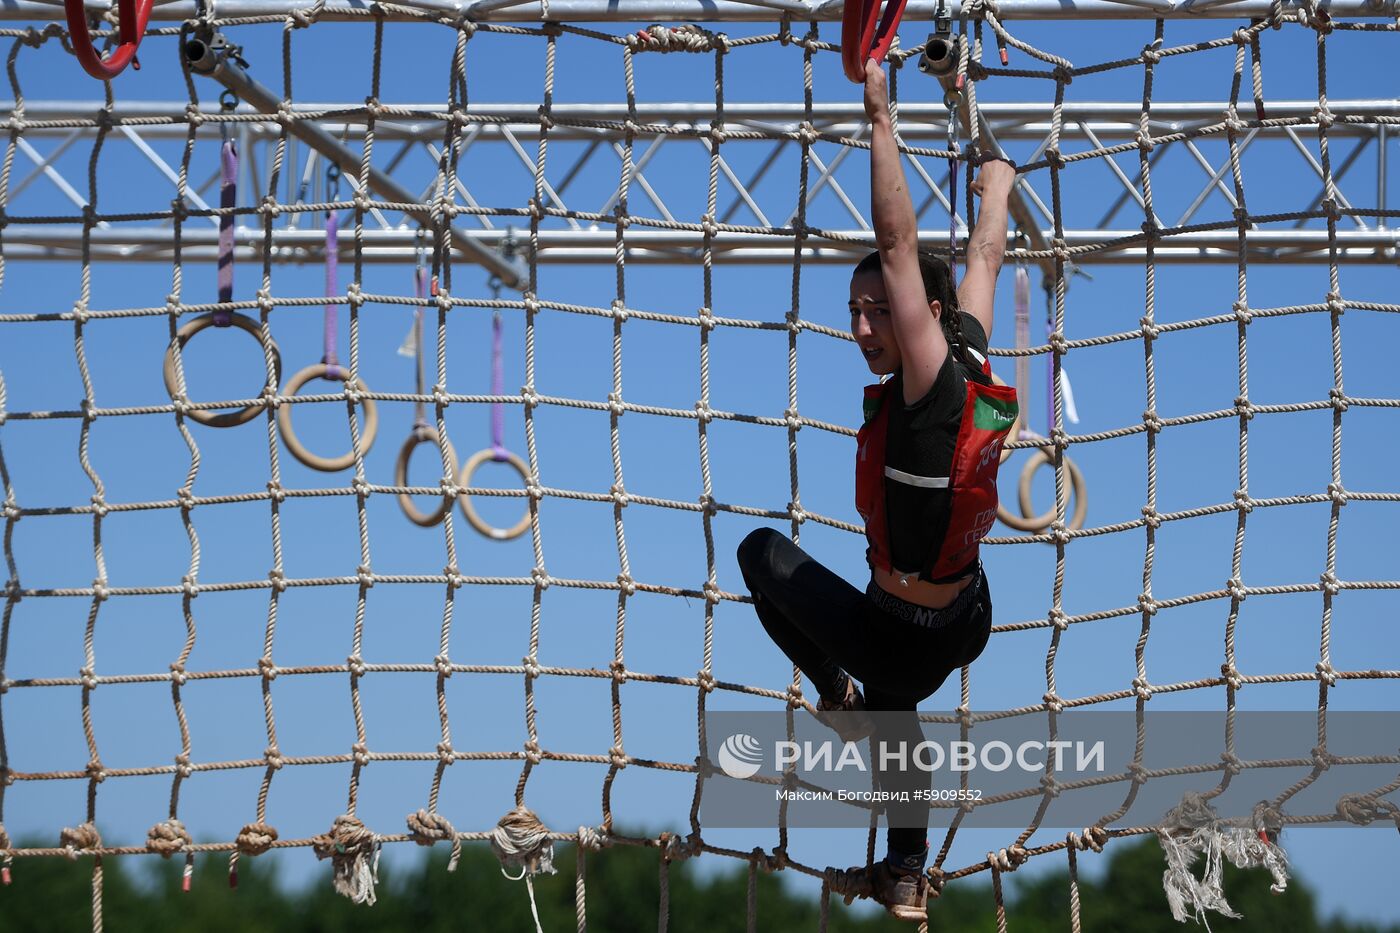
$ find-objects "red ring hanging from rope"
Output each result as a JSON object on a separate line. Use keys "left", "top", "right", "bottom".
{"left": 841, "top": 0, "right": 912, "bottom": 83}
{"left": 63, "top": 0, "right": 154, "bottom": 80}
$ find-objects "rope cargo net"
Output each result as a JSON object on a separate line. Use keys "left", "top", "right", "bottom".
{"left": 1, "top": 1, "right": 1399, "bottom": 930}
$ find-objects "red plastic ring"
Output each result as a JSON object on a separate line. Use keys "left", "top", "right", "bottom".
{"left": 64, "top": 0, "right": 154, "bottom": 80}
{"left": 842, "top": 0, "right": 912, "bottom": 84}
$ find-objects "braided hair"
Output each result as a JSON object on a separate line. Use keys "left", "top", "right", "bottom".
{"left": 852, "top": 249, "right": 966, "bottom": 358}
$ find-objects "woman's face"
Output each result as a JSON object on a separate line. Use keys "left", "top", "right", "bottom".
{"left": 849, "top": 269, "right": 901, "bottom": 376}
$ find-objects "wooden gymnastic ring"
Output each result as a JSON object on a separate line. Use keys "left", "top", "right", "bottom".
{"left": 395, "top": 425, "right": 459, "bottom": 528}
{"left": 276, "top": 363, "right": 380, "bottom": 472}
{"left": 456, "top": 447, "right": 532, "bottom": 541}
{"left": 162, "top": 312, "right": 282, "bottom": 428}
{"left": 998, "top": 446, "right": 1088, "bottom": 533}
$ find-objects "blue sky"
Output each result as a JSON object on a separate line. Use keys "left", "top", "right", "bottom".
{"left": 1, "top": 8, "right": 1397, "bottom": 927}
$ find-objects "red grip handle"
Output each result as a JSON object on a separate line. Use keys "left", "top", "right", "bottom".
{"left": 842, "top": 0, "right": 912, "bottom": 84}
{"left": 64, "top": 0, "right": 154, "bottom": 80}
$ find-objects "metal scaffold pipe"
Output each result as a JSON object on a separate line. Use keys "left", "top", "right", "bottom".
{"left": 181, "top": 30, "right": 527, "bottom": 290}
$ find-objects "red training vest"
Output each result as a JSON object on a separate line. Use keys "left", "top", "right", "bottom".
{"left": 855, "top": 349, "right": 1019, "bottom": 580}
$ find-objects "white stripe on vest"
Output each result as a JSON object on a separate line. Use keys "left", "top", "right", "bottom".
{"left": 884, "top": 465, "right": 950, "bottom": 488}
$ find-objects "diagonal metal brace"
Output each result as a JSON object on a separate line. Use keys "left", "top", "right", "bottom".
{"left": 183, "top": 29, "right": 527, "bottom": 290}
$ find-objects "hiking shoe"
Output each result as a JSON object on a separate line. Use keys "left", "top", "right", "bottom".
{"left": 872, "top": 861, "right": 929, "bottom": 922}
{"left": 812, "top": 680, "right": 876, "bottom": 744}
{"left": 828, "top": 861, "right": 929, "bottom": 923}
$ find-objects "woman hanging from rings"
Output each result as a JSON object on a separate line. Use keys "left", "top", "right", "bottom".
{"left": 735, "top": 60, "right": 1017, "bottom": 922}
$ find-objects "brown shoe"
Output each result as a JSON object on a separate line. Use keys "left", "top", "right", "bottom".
{"left": 812, "top": 679, "right": 876, "bottom": 744}
{"left": 874, "top": 862, "right": 929, "bottom": 922}
{"left": 828, "top": 861, "right": 928, "bottom": 923}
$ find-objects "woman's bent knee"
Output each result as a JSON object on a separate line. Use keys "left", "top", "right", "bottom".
{"left": 736, "top": 526, "right": 782, "bottom": 577}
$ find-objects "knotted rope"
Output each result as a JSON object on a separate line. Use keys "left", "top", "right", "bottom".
{"left": 311, "top": 815, "right": 380, "bottom": 906}
{"left": 1157, "top": 792, "right": 1290, "bottom": 923}
{"left": 407, "top": 808, "right": 461, "bottom": 872}
{"left": 490, "top": 806, "right": 557, "bottom": 933}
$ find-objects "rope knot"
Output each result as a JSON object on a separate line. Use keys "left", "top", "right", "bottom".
{"left": 1314, "top": 106, "right": 1335, "bottom": 129}
{"left": 1335, "top": 792, "right": 1397, "bottom": 826}
{"left": 1141, "top": 505, "right": 1162, "bottom": 529}
{"left": 795, "top": 121, "right": 819, "bottom": 147}
{"left": 1226, "top": 576, "right": 1248, "bottom": 601}
{"left": 352, "top": 742, "right": 371, "bottom": 767}
{"left": 1327, "top": 481, "right": 1348, "bottom": 506}
{"left": 1048, "top": 520, "right": 1071, "bottom": 545}
{"left": 1047, "top": 607, "right": 1069, "bottom": 631}
{"left": 610, "top": 484, "right": 631, "bottom": 509}
{"left": 436, "top": 740, "right": 456, "bottom": 765}
{"left": 1325, "top": 291, "right": 1345, "bottom": 315}
{"left": 490, "top": 805, "right": 557, "bottom": 881}
{"left": 1233, "top": 489, "right": 1254, "bottom": 513}
{"left": 347, "top": 654, "right": 368, "bottom": 678}
{"left": 264, "top": 744, "right": 285, "bottom": 770}
{"left": 607, "top": 391, "right": 626, "bottom": 416}
{"left": 523, "top": 738, "right": 544, "bottom": 765}
{"left": 1135, "top": 130, "right": 1155, "bottom": 153}
{"left": 258, "top": 656, "right": 279, "bottom": 680}
{"left": 1139, "top": 316, "right": 1161, "bottom": 341}
{"left": 609, "top": 658, "right": 629, "bottom": 683}
{"left": 1039, "top": 773, "right": 1062, "bottom": 797}
{"left": 1139, "top": 46, "right": 1163, "bottom": 65}
{"left": 80, "top": 666, "right": 99, "bottom": 690}
{"left": 1047, "top": 332, "right": 1070, "bottom": 356}
{"left": 522, "top": 655, "right": 543, "bottom": 679}
{"left": 407, "top": 809, "right": 461, "bottom": 870}
{"left": 89, "top": 495, "right": 108, "bottom": 519}
{"left": 1232, "top": 300, "right": 1252, "bottom": 324}
{"left": 609, "top": 744, "right": 629, "bottom": 768}
{"left": 694, "top": 400, "right": 714, "bottom": 425}
{"left": 695, "top": 753, "right": 717, "bottom": 778}
{"left": 1221, "top": 662, "right": 1244, "bottom": 690}
{"left": 1127, "top": 761, "right": 1149, "bottom": 784}
{"left": 1074, "top": 825, "right": 1110, "bottom": 852}
{"left": 1319, "top": 569, "right": 1342, "bottom": 596}
{"left": 1044, "top": 148, "right": 1066, "bottom": 170}
{"left": 784, "top": 407, "right": 803, "bottom": 431}
{"left": 699, "top": 212, "right": 720, "bottom": 238}
{"left": 1042, "top": 691, "right": 1064, "bottom": 713}
{"left": 434, "top": 654, "right": 454, "bottom": 678}
{"left": 577, "top": 826, "right": 607, "bottom": 851}
{"left": 530, "top": 566, "right": 552, "bottom": 589}
{"left": 60, "top": 823, "right": 102, "bottom": 858}
{"left": 787, "top": 502, "right": 807, "bottom": 525}
{"left": 696, "top": 668, "right": 717, "bottom": 693}
{"left": 169, "top": 662, "right": 189, "bottom": 687}
{"left": 1310, "top": 744, "right": 1334, "bottom": 768}
{"left": 1219, "top": 751, "right": 1244, "bottom": 776}
{"left": 1136, "top": 593, "right": 1158, "bottom": 617}
{"left": 660, "top": 830, "right": 700, "bottom": 862}
{"left": 1051, "top": 64, "right": 1074, "bottom": 84}
{"left": 988, "top": 844, "right": 1029, "bottom": 871}
{"left": 146, "top": 819, "right": 192, "bottom": 857}
{"left": 1131, "top": 675, "right": 1153, "bottom": 700}
{"left": 698, "top": 493, "right": 718, "bottom": 517}
{"left": 1327, "top": 387, "right": 1348, "bottom": 412}
{"left": 312, "top": 815, "right": 381, "bottom": 905}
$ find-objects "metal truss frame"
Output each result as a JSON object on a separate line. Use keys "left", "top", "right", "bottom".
{"left": 12, "top": 0, "right": 1400, "bottom": 22}
{"left": 3, "top": 100, "right": 1395, "bottom": 266}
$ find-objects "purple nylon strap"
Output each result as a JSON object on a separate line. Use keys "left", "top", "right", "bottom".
{"left": 491, "top": 311, "right": 507, "bottom": 461}
{"left": 215, "top": 140, "right": 237, "bottom": 326}
{"left": 323, "top": 210, "right": 340, "bottom": 378}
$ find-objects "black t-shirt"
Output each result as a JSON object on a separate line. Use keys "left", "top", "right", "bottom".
{"left": 881, "top": 312, "right": 991, "bottom": 582}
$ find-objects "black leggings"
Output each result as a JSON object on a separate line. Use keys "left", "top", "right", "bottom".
{"left": 735, "top": 527, "right": 993, "bottom": 860}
